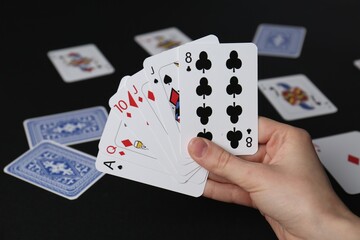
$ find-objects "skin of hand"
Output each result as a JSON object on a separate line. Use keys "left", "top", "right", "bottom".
{"left": 188, "top": 116, "right": 360, "bottom": 240}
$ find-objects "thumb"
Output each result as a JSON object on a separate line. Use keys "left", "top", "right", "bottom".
{"left": 188, "top": 137, "right": 266, "bottom": 192}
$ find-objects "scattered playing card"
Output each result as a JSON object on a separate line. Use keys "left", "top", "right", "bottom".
{"left": 354, "top": 59, "right": 360, "bottom": 70}
{"left": 313, "top": 131, "right": 360, "bottom": 195}
{"left": 4, "top": 140, "right": 104, "bottom": 200}
{"left": 258, "top": 74, "right": 337, "bottom": 120}
{"left": 24, "top": 106, "right": 108, "bottom": 148}
{"left": 47, "top": 43, "right": 115, "bottom": 83}
{"left": 253, "top": 23, "right": 306, "bottom": 58}
{"left": 134, "top": 27, "right": 192, "bottom": 55}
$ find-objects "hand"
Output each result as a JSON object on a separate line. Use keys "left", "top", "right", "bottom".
{"left": 188, "top": 116, "right": 360, "bottom": 240}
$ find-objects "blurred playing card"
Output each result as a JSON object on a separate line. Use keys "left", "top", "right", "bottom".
{"left": 24, "top": 106, "right": 108, "bottom": 148}
{"left": 253, "top": 23, "right": 306, "bottom": 58}
{"left": 47, "top": 43, "right": 114, "bottom": 83}
{"left": 258, "top": 74, "right": 337, "bottom": 120}
{"left": 134, "top": 27, "right": 192, "bottom": 55}
{"left": 354, "top": 59, "right": 360, "bottom": 70}
{"left": 313, "top": 131, "right": 360, "bottom": 195}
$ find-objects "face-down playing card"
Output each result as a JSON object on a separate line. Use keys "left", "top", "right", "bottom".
{"left": 313, "top": 131, "right": 360, "bottom": 195}
{"left": 4, "top": 141, "right": 104, "bottom": 200}
{"left": 253, "top": 23, "right": 306, "bottom": 58}
{"left": 258, "top": 74, "right": 338, "bottom": 121}
{"left": 24, "top": 106, "right": 108, "bottom": 148}
{"left": 178, "top": 42, "right": 259, "bottom": 158}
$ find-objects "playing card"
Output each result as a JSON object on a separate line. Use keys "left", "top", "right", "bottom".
{"left": 253, "top": 23, "right": 306, "bottom": 58}
{"left": 258, "top": 74, "right": 338, "bottom": 121}
{"left": 4, "top": 140, "right": 104, "bottom": 200}
{"left": 24, "top": 106, "right": 108, "bottom": 148}
{"left": 47, "top": 43, "right": 115, "bottom": 83}
{"left": 108, "top": 70, "right": 201, "bottom": 182}
{"left": 97, "top": 109, "right": 165, "bottom": 173}
{"left": 96, "top": 109, "right": 208, "bottom": 186}
{"left": 96, "top": 151, "right": 206, "bottom": 197}
{"left": 178, "top": 42, "right": 258, "bottom": 158}
{"left": 354, "top": 59, "right": 360, "bottom": 70}
{"left": 134, "top": 27, "right": 192, "bottom": 55}
{"left": 143, "top": 34, "right": 220, "bottom": 164}
{"left": 313, "top": 131, "right": 360, "bottom": 195}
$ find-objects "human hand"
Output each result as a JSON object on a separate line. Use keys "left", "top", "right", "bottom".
{"left": 188, "top": 116, "right": 360, "bottom": 240}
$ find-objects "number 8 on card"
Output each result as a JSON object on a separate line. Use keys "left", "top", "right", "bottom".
{"left": 178, "top": 43, "right": 258, "bottom": 157}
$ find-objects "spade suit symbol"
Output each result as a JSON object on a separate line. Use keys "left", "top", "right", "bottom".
{"left": 227, "top": 127, "right": 242, "bottom": 149}
{"left": 196, "top": 51, "right": 212, "bottom": 73}
{"left": 163, "top": 74, "right": 172, "bottom": 85}
{"left": 226, "top": 50, "right": 242, "bottom": 72}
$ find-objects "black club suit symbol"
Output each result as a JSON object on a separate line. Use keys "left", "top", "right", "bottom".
{"left": 197, "top": 129, "right": 213, "bottom": 141}
{"left": 226, "top": 50, "right": 242, "bottom": 72}
{"left": 227, "top": 127, "right": 242, "bottom": 149}
{"left": 196, "top": 77, "right": 212, "bottom": 99}
{"left": 197, "top": 103, "right": 212, "bottom": 125}
{"left": 196, "top": 51, "right": 212, "bottom": 73}
{"left": 226, "top": 102, "right": 242, "bottom": 124}
{"left": 226, "top": 76, "right": 242, "bottom": 98}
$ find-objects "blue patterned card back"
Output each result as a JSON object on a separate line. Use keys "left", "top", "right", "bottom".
{"left": 24, "top": 106, "right": 108, "bottom": 148}
{"left": 4, "top": 141, "right": 104, "bottom": 200}
{"left": 253, "top": 23, "right": 306, "bottom": 58}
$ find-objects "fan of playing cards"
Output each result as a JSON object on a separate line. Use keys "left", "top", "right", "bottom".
{"left": 95, "top": 35, "right": 259, "bottom": 197}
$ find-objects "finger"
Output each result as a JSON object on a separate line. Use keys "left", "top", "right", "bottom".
{"left": 203, "top": 179, "right": 253, "bottom": 207}
{"left": 188, "top": 137, "right": 268, "bottom": 192}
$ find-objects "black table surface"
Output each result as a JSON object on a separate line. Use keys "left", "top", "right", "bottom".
{"left": 1, "top": 1, "right": 360, "bottom": 239}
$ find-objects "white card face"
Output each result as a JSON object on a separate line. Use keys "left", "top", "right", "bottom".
{"left": 47, "top": 43, "right": 115, "bottom": 83}
{"left": 258, "top": 74, "right": 338, "bottom": 121}
{"left": 179, "top": 43, "right": 258, "bottom": 158}
{"left": 97, "top": 109, "right": 167, "bottom": 173}
{"left": 354, "top": 59, "right": 360, "bottom": 70}
{"left": 96, "top": 151, "right": 206, "bottom": 197}
{"left": 108, "top": 70, "right": 203, "bottom": 182}
{"left": 143, "top": 34, "right": 219, "bottom": 164}
{"left": 134, "top": 27, "right": 192, "bottom": 55}
{"left": 313, "top": 131, "right": 360, "bottom": 195}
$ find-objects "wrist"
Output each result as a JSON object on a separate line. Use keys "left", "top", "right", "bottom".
{"left": 314, "top": 206, "right": 360, "bottom": 240}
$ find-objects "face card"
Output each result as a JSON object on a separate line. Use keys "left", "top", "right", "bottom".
{"left": 258, "top": 74, "right": 338, "bottom": 121}
{"left": 134, "top": 27, "right": 192, "bottom": 55}
{"left": 178, "top": 43, "right": 258, "bottom": 158}
{"left": 4, "top": 141, "right": 104, "bottom": 200}
{"left": 97, "top": 110, "right": 207, "bottom": 186}
{"left": 313, "top": 131, "right": 360, "bottom": 195}
{"left": 47, "top": 44, "right": 115, "bottom": 83}
{"left": 143, "top": 34, "right": 219, "bottom": 164}
{"left": 108, "top": 70, "right": 201, "bottom": 182}
{"left": 97, "top": 109, "right": 167, "bottom": 173}
{"left": 253, "top": 23, "right": 306, "bottom": 58}
{"left": 354, "top": 59, "right": 360, "bottom": 70}
{"left": 24, "top": 106, "right": 108, "bottom": 148}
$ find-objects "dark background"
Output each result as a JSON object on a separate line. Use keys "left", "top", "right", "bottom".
{"left": 1, "top": 1, "right": 360, "bottom": 239}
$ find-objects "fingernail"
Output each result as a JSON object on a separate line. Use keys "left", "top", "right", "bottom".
{"left": 189, "top": 138, "right": 208, "bottom": 158}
